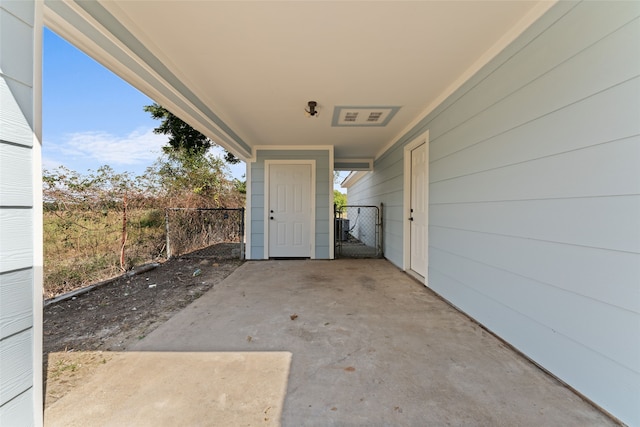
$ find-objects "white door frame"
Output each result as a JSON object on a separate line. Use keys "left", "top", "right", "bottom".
{"left": 403, "top": 130, "right": 429, "bottom": 284}
{"left": 264, "top": 160, "right": 316, "bottom": 259}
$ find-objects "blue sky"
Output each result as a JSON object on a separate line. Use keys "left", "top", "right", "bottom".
{"left": 43, "top": 28, "right": 245, "bottom": 179}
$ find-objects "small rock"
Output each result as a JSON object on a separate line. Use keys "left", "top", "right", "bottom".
{"left": 192, "top": 269, "right": 202, "bottom": 277}
{"left": 290, "top": 314, "right": 298, "bottom": 320}
{"left": 148, "top": 284, "right": 157, "bottom": 288}
{"left": 131, "top": 307, "right": 137, "bottom": 311}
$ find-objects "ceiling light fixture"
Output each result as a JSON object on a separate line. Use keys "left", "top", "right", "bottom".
{"left": 305, "top": 101, "right": 319, "bottom": 118}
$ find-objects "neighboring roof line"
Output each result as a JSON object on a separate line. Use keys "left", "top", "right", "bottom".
{"left": 341, "top": 171, "right": 368, "bottom": 189}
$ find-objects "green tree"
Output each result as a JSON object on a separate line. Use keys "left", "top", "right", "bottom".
{"left": 143, "top": 103, "right": 240, "bottom": 163}
{"left": 144, "top": 103, "right": 244, "bottom": 206}
{"left": 233, "top": 177, "right": 247, "bottom": 195}
{"left": 334, "top": 190, "right": 347, "bottom": 211}
{"left": 143, "top": 150, "right": 243, "bottom": 208}
{"left": 144, "top": 104, "right": 246, "bottom": 207}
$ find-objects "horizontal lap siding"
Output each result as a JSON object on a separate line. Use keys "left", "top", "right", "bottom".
{"left": 428, "top": 3, "right": 640, "bottom": 424}
{"left": 427, "top": 1, "right": 639, "bottom": 149}
{"left": 353, "top": 2, "right": 640, "bottom": 424}
{"left": 0, "top": 331, "right": 32, "bottom": 407}
{"left": 0, "top": 143, "right": 33, "bottom": 206}
{"left": 0, "top": 388, "right": 32, "bottom": 426}
{"left": 0, "top": 210, "right": 33, "bottom": 272}
{"left": 0, "top": 269, "right": 33, "bottom": 339}
{"left": 0, "top": 1, "right": 36, "bottom": 424}
{"left": 348, "top": 144, "right": 404, "bottom": 266}
{"left": 250, "top": 163, "right": 265, "bottom": 259}
{"left": 431, "top": 196, "right": 640, "bottom": 252}
{"left": 430, "top": 81, "right": 640, "bottom": 184}
{"left": 250, "top": 150, "right": 331, "bottom": 259}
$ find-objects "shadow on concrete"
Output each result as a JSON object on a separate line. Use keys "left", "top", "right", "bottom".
{"left": 45, "top": 259, "right": 615, "bottom": 426}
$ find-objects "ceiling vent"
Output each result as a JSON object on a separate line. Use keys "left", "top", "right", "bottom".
{"left": 332, "top": 106, "right": 401, "bottom": 127}
{"left": 344, "top": 112, "right": 359, "bottom": 122}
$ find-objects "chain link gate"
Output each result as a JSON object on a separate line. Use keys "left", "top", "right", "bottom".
{"left": 334, "top": 204, "right": 383, "bottom": 258}
{"left": 165, "top": 208, "right": 245, "bottom": 260}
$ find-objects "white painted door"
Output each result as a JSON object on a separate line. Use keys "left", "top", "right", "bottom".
{"left": 268, "top": 163, "right": 312, "bottom": 257}
{"left": 410, "top": 143, "right": 428, "bottom": 277}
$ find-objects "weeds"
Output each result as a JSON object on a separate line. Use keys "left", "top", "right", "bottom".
{"left": 49, "top": 358, "right": 80, "bottom": 380}
{"left": 43, "top": 209, "right": 165, "bottom": 298}
{"left": 42, "top": 164, "right": 244, "bottom": 298}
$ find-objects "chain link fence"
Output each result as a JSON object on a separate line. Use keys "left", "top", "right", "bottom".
{"left": 165, "top": 208, "right": 245, "bottom": 260}
{"left": 43, "top": 208, "right": 167, "bottom": 297}
{"left": 335, "top": 205, "right": 382, "bottom": 258}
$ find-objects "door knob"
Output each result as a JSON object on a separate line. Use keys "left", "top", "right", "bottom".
{"left": 270, "top": 216, "right": 274, "bottom": 220}
{"left": 409, "top": 217, "right": 414, "bottom": 221}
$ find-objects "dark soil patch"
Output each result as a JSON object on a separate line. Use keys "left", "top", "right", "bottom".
{"left": 43, "top": 256, "right": 242, "bottom": 407}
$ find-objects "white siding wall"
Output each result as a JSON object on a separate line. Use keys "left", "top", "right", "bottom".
{"left": 348, "top": 154, "right": 404, "bottom": 267}
{"left": 0, "top": 0, "right": 41, "bottom": 425}
{"left": 350, "top": 2, "right": 640, "bottom": 425}
{"left": 249, "top": 150, "right": 332, "bottom": 259}
{"left": 351, "top": 208, "right": 377, "bottom": 249}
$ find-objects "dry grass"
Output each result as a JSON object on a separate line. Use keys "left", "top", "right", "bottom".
{"left": 43, "top": 209, "right": 166, "bottom": 298}
{"left": 44, "top": 351, "right": 116, "bottom": 408}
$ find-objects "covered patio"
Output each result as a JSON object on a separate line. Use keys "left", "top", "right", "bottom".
{"left": 2, "top": 1, "right": 637, "bottom": 423}
{"left": 45, "top": 260, "right": 614, "bottom": 426}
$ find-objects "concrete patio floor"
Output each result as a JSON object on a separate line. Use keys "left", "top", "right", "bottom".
{"left": 45, "top": 259, "right": 616, "bottom": 426}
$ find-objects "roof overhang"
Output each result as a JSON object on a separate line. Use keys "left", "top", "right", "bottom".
{"left": 43, "top": 0, "right": 554, "bottom": 164}
{"left": 341, "top": 171, "right": 369, "bottom": 189}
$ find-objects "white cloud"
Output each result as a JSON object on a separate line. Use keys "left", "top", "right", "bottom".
{"left": 43, "top": 127, "right": 246, "bottom": 178}
{"left": 58, "top": 128, "right": 167, "bottom": 166}
{"left": 41, "top": 156, "right": 64, "bottom": 172}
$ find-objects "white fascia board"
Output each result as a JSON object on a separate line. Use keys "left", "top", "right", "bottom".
{"left": 334, "top": 158, "right": 373, "bottom": 171}
{"left": 244, "top": 161, "right": 252, "bottom": 260}
{"left": 329, "top": 147, "right": 335, "bottom": 260}
{"left": 32, "top": 3, "right": 44, "bottom": 424}
{"left": 341, "top": 171, "right": 369, "bottom": 189}
{"left": 374, "top": 0, "right": 557, "bottom": 161}
{"left": 249, "top": 145, "right": 333, "bottom": 162}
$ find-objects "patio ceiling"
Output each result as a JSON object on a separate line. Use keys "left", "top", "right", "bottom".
{"left": 44, "top": 1, "right": 550, "bottom": 162}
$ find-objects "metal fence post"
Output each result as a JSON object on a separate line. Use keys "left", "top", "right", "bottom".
{"left": 163, "top": 207, "right": 246, "bottom": 260}
{"left": 379, "top": 203, "right": 384, "bottom": 257}
{"left": 240, "top": 207, "right": 245, "bottom": 260}
{"left": 334, "top": 203, "right": 339, "bottom": 258}
{"left": 165, "top": 209, "right": 171, "bottom": 259}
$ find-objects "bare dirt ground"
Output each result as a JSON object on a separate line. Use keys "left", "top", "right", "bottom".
{"left": 43, "top": 255, "right": 242, "bottom": 408}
